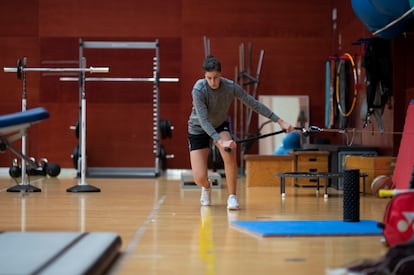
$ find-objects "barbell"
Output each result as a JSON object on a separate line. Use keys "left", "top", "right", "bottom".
{"left": 4, "top": 58, "right": 109, "bottom": 79}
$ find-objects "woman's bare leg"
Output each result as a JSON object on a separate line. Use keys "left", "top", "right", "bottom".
{"left": 217, "top": 131, "right": 238, "bottom": 195}
{"left": 190, "top": 148, "right": 210, "bottom": 189}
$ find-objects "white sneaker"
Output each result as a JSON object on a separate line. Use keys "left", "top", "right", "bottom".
{"left": 227, "top": 194, "right": 240, "bottom": 210}
{"left": 200, "top": 187, "right": 211, "bottom": 206}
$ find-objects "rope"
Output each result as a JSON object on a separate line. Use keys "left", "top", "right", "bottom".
{"left": 307, "top": 126, "right": 404, "bottom": 146}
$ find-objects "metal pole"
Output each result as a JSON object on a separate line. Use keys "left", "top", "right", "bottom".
{"left": 153, "top": 40, "right": 161, "bottom": 176}
{"left": 21, "top": 57, "right": 28, "bottom": 186}
{"left": 80, "top": 57, "right": 87, "bottom": 186}
{"left": 59, "top": 77, "right": 179, "bottom": 82}
{"left": 4, "top": 67, "right": 109, "bottom": 73}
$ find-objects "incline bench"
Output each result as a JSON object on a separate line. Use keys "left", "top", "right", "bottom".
{"left": 0, "top": 107, "right": 49, "bottom": 143}
{"left": 0, "top": 107, "right": 50, "bottom": 161}
{"left": 0, "top": 107, "right": 50, "bottom": 192}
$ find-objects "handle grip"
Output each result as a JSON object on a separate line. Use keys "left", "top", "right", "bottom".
{"left": 378, "top": 189, "right": 414, "bottom": 198}
{"left": 378, "top": 189, "right": 395, "bottom": 198}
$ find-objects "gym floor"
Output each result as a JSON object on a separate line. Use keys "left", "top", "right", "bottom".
{"left": 0, "top": 169, "right": 391, "bottom": 274}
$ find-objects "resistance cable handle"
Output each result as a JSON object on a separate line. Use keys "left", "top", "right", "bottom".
{"left": 224, "top": 127, "right": 308, "bottom": 152}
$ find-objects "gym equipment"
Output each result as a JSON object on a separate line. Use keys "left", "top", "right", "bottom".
{"left": 9, "top": 157, "right": 61, "bottom": 178}
{"left": 4, "top": 57, "right": 109, "bottom": 192}
{"left": 273, "top": 132, "right": 301, "bottom": 155}
{"left": 343, "top": 169, "right": 360, "bottom": 222}
{"left": 0, "top": 232, "right": 121, "bottom": 275}
{"left": 224, "top": 126, "right": 309, "bottom": 152}
{"left": 360, "top": 38, "right": 392, "bottom": 133}
{"left": 379, "top": 188, "right": 414, "bottom": 198}
{"left": 4, "top": 66, "right": 108, "bottom": 75}
{"left": 225, "top": 123, "right": 404, "bottom": 153}
{"left": 325, "top": 54, "right": 360, "bottom": 130}
{"left": 65, "top": 39, "right": 179, "bottom": 178}
{"left": 335, "top": 53, "right": 358, "bottom": 118}
{"left": 0, "top": 107, "right": 49, "bottom": 192}
{"left": 237, "top": 119, "right": 269, "bottom": 155}
{"left": 9, "top": 159, "right": 21, "bottom": 178}
{"left": 4, "top": 58, "right": 66, "bottom": 182}
{"left": 159, "top": 119, "right": 174, "bottom": 140}
{"left": 60, "top": 77, "right": 178, "bottom": 82}
{"left": 71, "top": 143, "right": 80, "bottom": 170}
{"left": 4, "top": 58, "right": 108, "bottom": 78}
{"left": 351, "top": 0, "right": 414, "bottom": 39}
{"left": 158, "top": 144, "right": 174, "bottom": 171}
{"left": 371, "top": 175, "right": 394, "bottom": 196}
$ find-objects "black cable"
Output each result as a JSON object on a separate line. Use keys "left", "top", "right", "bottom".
{"left": 224, "top": 127, "right": 308, "bottom": 152}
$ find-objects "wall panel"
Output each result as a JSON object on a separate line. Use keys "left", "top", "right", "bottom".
{"left": 38, "top": 0, "right": 182, "bottom": 37}
{"left": 2, "top": 0, "right": 406, "bottom": 170}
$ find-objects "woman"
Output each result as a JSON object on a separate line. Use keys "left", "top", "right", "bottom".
{"left": 188, "top": 55, "right": 293, "bottom": 210}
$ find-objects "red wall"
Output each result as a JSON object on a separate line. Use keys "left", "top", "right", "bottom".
{"left": 0, "top": 0, "right": 411, "bottom": 169}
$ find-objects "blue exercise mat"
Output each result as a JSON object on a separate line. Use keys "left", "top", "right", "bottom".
{"left": 231, "top": 219, "right": 382, "bottom": 237}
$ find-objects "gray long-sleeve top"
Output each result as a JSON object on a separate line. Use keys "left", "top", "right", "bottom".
{"left": 188, "top": 77, "right": 280, "bottom": 141}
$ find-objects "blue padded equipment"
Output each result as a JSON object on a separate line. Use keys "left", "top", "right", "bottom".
{"left": 0, "top": 107, "right": 51, "bottom": 192}
{"left": 0, "top": 107, "right": 49, "bottom": 135}
{"left": 351, "top": 0, "right": 413, "bottom": 39}
{"left": 273, "top": 131, "right": 301, "bottom": 155}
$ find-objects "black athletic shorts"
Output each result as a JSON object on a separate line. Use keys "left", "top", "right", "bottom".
{"left": 188, "top": 121, "right": 230, "bottom": 151}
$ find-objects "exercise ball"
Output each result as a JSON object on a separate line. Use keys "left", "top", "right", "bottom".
{"left": 274, "top": 131, "right": 301, "bottom": 155}
{"left": 351, "top": 0, "right": 410, "bottom": 39}
{"left": 371, "top": 175, "right": 393, "bottom": 197}
{"left": 370, "top": 0, "right": 411, "bottom": 17}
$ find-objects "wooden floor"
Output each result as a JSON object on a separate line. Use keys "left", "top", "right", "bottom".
{"left": 0, "top": 170, "right": 391, "bottom": 275}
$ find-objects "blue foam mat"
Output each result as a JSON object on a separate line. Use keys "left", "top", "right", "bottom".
{"left": 231, "top": 219, "right": 382, "bottom": 237}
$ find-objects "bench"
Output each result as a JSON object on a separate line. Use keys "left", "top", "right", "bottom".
{"left": 276, "top": 172, "right": 368, "bottom": 198}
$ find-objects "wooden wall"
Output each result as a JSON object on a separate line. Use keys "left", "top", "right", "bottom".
{"left": 0, "top": 0, "right": 412, "bottom": 169}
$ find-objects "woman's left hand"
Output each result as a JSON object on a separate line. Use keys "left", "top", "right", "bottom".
{"left": 278, "top": 119, "right": 294, "bottom": 133}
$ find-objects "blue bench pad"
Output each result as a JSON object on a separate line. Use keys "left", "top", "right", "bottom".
{"left": 0, "top": 107, "right": 49, "bottom": 129}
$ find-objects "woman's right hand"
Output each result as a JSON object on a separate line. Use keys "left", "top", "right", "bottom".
{"left": 217, "top": 139, "right": 236, "bottom": 152}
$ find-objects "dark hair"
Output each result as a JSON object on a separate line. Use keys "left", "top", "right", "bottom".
{"left": 202, "top": 55, "right": 221, "bottom": 72}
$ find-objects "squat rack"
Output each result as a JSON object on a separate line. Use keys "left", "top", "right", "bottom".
{"left": 75, "top": 39, "right": 177, "bottom": 178}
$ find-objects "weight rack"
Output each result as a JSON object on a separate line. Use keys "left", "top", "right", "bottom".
{"left": 77, "top": 39, "right": 173, "bottom": 178}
